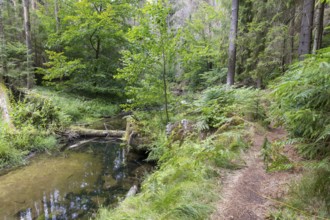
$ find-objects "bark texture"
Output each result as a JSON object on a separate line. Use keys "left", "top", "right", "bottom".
{"left": 227, "top": 0, "right": 239, "bottom": 86}
{"left": 298, "top": 0, "right": 315, "bottom": 59}
{"left": 312, "top": 1, "right": 325, "bottom": 53}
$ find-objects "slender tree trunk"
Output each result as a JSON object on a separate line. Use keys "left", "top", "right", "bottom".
{"left": 227, "top": 0, "right": 239, "bottom": 86}
{"left": 162, "top": 43, "right": 169, "bottom": 124}
{"left": 30, "top": 0, "right": 36, "bottom": 10}
{"left": 96, "top": 36, "right": 100, "bottom": 59}
{"left": 0, "top": 0, "right": 5, "bottom": 76}
{"left": 54, "top": 0, "right": 60, "bottom": 33}
{"left": 23, "top": 0, "right": 33, "bottom": 88}
{"left": 289, "top": 3, "right": 296, "bottom": 64}
{"left": 281, "top": 38, "right": 286, "bottom": 73}
{"left": 298, "top": 0, "right": 315, "bottom": 60}
{"left": 11, "top": 0, "right": 16, "bottom": 7}
{"left": 312, "top": 1, "right": 325, "bottom": 53}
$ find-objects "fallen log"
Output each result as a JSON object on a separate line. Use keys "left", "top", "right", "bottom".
{"left": 67, "top": 137, "right": 98, "bottom": 149}
{"left": 69, "top": 126, "right": 125, "bottom": 138}
{"left": 126, "top": 185, "right": 138, "bottom": 198}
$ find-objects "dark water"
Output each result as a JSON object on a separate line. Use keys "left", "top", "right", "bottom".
{"left": 0, "top": 140, "right": 152, "bottom": 220}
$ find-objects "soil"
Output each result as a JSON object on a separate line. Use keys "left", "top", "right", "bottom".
{"left": 211, "top": 126, "right": 302, "bottom": 220}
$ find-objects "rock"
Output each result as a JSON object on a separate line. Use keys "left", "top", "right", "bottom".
{"left": 166, "top": 119, "right": 194, "bottom": 145}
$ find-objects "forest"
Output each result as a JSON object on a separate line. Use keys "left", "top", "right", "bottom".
{"left": 0, "top": 0, "right": 330, "bottom": 219}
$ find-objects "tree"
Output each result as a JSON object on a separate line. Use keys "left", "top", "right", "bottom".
{"left": 312, "top": 0, "right": 325, "bottom": 53}
{"left": 288, "top": 1, "right": 296, "bottom": 64}
{"left": 298, "top": 0, "right": 315, "bottom": 59}
{"left": 227, "top": 0, "right": 239, "bottom": 86}
{"left": 0, "top": 0, "right": 6, "bottom": 81}
{"left": 0, "top": 0, "right": 5, "bottom": 75}
{"left": 116, "top": 0, "right": 178, "bottom": 123}
{"left": 178, "top": 1, "right": 229, "bottom": 91}
{"left": 23, "top": 0, "right": 33, "bottom": 88}
{"left": 37, "top": 0, "right": 133, "bottom": 95}
{"left": 54, "top": 0, "right": 60, "bottom": 33}
{"left": 235, "top": 0, "right": 298, "bottom": 87}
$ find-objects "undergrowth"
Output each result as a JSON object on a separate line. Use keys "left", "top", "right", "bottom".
{"left": 269, "top": 47, "right": 330, "bottom": 219}
{"left": 98, "top": 131, "right": 249, "bottom": 220}
{"left": 98, "top": 86, "right": 263, "bottom": 219}
{"left": 0, "top": 85, "right": 120, "bottom": 169}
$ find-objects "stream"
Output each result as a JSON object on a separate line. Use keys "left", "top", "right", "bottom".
{"left": 0, "top": 123, "right": 152, "bottom": 219}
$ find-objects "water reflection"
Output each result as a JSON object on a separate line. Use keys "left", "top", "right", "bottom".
{"left": 0, "top": 140, "right": 151, "bottom": 220}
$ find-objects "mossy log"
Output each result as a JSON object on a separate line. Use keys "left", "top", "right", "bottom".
{"left": 69, "top": 126, "right": 125, "bottom": 138}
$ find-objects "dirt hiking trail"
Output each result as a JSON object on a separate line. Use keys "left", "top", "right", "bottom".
{"left": 211, "top": 127, "right": 301, "bottom": 220}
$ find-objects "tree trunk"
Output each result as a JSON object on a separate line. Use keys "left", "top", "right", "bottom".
{"left": 227, "top": 0, "right": 239, "bottom": 86}
{"left": 54, "top": 0, "right": 60, "bottom": 33}
{"left": 96, "top": 36, "right": 101, "bottom": 59}
{"left": 298, "top": 0, "right": 315, "bottom": 60}
{"left": 30, "top": 0, "right": 36, "bottom": 10}
{"left": 67, "top": 138, "right": 98, "bottom": 149}
{"left": 0, "top": 0, "right": 5, "bottom": 72}
{"left": 289, "top": 3, "right": 296, "bottom": 64}
{"left": 69, "top": 126, "right": 125, "bottom": 138}
{"left": 0, "top": 0, "right": 8, "bottom": 81}
{"left": 23, "top": 0, "right": 33, "bottom": 88}
{"left": 162, "top": 43, "right": 169, "bottom": 124}
{"left": 312, "top": 1, "right": 325, "bottom": 53}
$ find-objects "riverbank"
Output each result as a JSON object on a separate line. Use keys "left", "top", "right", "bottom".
{"left": 0, "top": 86, "right": 121, "bottom": 170}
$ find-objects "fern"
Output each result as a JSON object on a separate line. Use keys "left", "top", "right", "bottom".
{"left": 270, "top": 47, "right": 330, "bottom": 159}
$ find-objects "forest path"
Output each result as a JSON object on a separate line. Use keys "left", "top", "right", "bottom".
{"left": 211, "top": 127, "right": 301, "bottom": 220}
